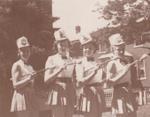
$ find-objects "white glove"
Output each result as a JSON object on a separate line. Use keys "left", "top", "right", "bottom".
{"left": 140, "top": 54, "right": 148, "bottom": 61}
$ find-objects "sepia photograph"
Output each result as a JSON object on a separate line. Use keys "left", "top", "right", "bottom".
{"left": 1, "top": 0, "right": 150, "bottom": 117}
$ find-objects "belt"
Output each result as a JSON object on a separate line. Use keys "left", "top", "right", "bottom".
{"left": 114, "top": 82, "right": 129, "bottom": 88}
{"left": 86, "top": 82, "right": 101, "bottom": 87}
{"left": 55, "top": 77, "right": 72, "bottom": 83}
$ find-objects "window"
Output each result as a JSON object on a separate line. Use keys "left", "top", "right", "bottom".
{"left": 134, "top": 39, "right": 144, "bottom": 48}
{"left": 137, "top": 60, "right": 147, "bottom": 80}
{"left": 98, "top": 41, "right": 110, "bottom": 53}
{"left": 134, "top": 32, "right": 147, "bottom": 48}
{"left": 141, "top": 31, "right": 150, "bottom": 42}
{"left": 146, "top": 88, "right": 150, "bottom": 104}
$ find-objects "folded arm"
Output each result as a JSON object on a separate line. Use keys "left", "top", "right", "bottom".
{"left": 11, "top": 64, "right": 32, "bottom": 89}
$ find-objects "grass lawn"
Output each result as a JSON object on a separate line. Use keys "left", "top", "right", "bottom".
{"left": 73, "top": 104, "right": 150, "bottom": 117}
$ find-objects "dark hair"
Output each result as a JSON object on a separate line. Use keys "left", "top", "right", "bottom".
{"left": 82, "top": 41, "right": 97, "bottom": 53}
{"left": 52, "top": 39, "right": 71, "bottom": 54}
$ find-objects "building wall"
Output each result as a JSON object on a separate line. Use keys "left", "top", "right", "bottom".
{"left": 126, "top": 43, "right": 150, "bottom": 87}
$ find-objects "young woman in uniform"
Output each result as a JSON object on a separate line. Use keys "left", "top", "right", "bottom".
{"left": 106, "top": 33, "right": 137, "bottom": 117}
{"left": 44, "top": 30, "right": 75, "bottom": 117}
{"left": 11, "top": 36, "right": 39, "bottom": 117}
{"left": 75, "top": 35, "right": 105, "bottom": 117}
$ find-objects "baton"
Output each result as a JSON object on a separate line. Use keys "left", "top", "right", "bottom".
{"left": 10, "top": 60, "right": 81, "bottom": 81}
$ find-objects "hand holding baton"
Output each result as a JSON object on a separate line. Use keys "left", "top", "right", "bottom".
{"left": 85, "top": 57, "right": 120, "bottom": 73}
{"left": 107, "top": 59, "right": 138, "bottom": 84}
{"left": 10, "top": 60, "right": 82, "bottom": 81}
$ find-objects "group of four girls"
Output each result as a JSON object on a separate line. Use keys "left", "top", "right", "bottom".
{"left": 10, "top": 31, "right": 137, "bottom": 117}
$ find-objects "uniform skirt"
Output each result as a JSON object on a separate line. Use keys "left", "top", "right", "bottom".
{"left": 77, "top": 85, "right": 103, "bottom": 116}
{"left": 46, "top": 80, "right": 76, "bottom": 107}
{"left": 10, "top": 86, "right": 39, "bottom": 112}
{"left": 111, "top": 83, "right": 137, "bottom": 115}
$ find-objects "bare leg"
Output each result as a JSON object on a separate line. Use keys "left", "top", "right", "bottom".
{"left": 29, "top": 111, "right": 39, "bottom": 117}
{"left": 52, "top": 106, "right": 65, "bottom": 117}
{"left": 16, "top": 111, "right": 30, "bottom": 117}
{"left": 16, "top": 111, "right": 39, "bottom": 117}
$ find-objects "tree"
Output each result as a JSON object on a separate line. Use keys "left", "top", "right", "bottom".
{"left": 92, "top": 0, "right": 150, "bottom": 45}
{"left": 0, "top": 0, "right": 55, "bottom": 116}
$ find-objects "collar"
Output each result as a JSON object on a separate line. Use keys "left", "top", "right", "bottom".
{"left": 61, "top": 56, "right": 67, "bottom": 59}
{"left": 115, "top": 56, "right": 128, "bottom": 64}
{"left": 87, "top": 57, "right": 94, "bottom": 61}
{"left": 86, "top": 56, "right": 95, "bottom": 61}
{"left": 20, "top": 59, "right": 30, "bottom": 65}
{"left": 57, "top": 53, "right": 70, "bottom": 60}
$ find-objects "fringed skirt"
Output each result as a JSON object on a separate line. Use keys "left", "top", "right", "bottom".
{"left": 10, "top": 87, "right": 38, "bottom": 112}
{"left": 46, "top": 81, "right": 75, "bottom": 107}
{"left": 76, "top": 85, "right": 103, "bottom": 116}
{"left": 112, "top": 84, "right": 137, "bottom": 115}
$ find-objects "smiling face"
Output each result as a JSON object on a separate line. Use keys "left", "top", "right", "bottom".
{"left": 18, "top": 46, "right": 31, "bottom": 62}
{"left": 83, "top": 42, "right": 96, "bottom": 57}
{"left": 56, "top": 40, "right": 70, "bottom": 56}
{"left": 112, "top": 44, "right": 125, "bottom": 57}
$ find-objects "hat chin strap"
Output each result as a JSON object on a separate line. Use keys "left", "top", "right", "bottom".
{"left": 59, "top": 50, "right": 70, "bottom": 57}
{"left": 21, "top": 57, "right": 29, "bottom": 64}
{"left": 113, "top": 52, "right": 124, "bottom": 58}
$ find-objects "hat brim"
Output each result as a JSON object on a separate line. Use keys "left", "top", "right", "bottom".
{"left": 81, "top": 40, "right": 93, "bottom": 46}
{"left": 112, "top": 42, "right": 125, "bottom": 46}
{"left": 55, "top": 38, "right": 68, "bottom": 42}
{"left": 82, "top": 40, "right": 97, "bottom": 50}
{"left": 18, "top": 45, "right": 30, "bottom": 49}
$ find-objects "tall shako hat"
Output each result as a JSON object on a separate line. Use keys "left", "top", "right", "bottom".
{"left": 80, "top": 34, "right": 93, "bottom": 45}
{"left": 54, "top": 29, "right": 68, "bottom": 43}
{"left": 109, "top": 33, "right": 125, "bottom": 46}
{"left": 16, "top": 36, "right": 30, "bottom": 49}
